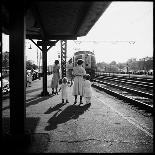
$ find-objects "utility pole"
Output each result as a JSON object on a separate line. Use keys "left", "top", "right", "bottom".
{"left": 61, "top": 40, "right": 67, "bottom": 79}
{"left": 39, "top": 50, "right": 41, "bottom": 79}
{"left": 37, "top": 48, "right": 38, "bottom": 69}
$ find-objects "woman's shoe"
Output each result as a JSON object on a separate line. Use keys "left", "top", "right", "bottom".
{"left": 55, "top": 92, "right": 58, "bottom": 95}
{"left": 79, "top": 101, "right": 83, "bottom": 105}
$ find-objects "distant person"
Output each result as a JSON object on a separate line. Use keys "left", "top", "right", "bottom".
{"left": 51, "top": 60, "right": 60, "bottom": 95}
{"left": 83, "top": 74, "right": 92, "bottom": 104}
{"left": 59, "top": 77, "right": 70, "bottom": 104}
{"left": 27, "top": 71, "right": 32, "bottom": 87}
{"left": 72, "top": 59, "right": 86, "bottom": 105}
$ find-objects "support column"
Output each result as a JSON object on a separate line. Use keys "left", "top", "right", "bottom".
{"left": 9, "top": 4, "right": 26, "bottom": 135}
{"left": 37, "top": 40, "right": 57, "bottom": 96}
{"left": 2, "top": 3, "right": 32, "bottom": 152}
{"left": 61, "top": 40, "right": 67, "bottom": 79}
{"left": 41, "top": 42, "right": 49, "bottom": 96}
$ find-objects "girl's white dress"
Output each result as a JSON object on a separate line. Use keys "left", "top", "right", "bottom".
{"left": 72, "top": 65, "right": 86, "bottom": 96}
{"left": 61, "top": 83, "right": 69, "bottom": 100}
{"left": 83, "top": 80, "right": 92, "bottom": 98}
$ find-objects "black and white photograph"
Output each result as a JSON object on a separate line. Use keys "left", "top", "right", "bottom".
{"left": 1, "top": 1, "right": 153, "bottom": 153}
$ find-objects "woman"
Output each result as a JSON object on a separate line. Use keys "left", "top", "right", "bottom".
{"left": 72, "top": 59, "right": 86, "bottom": 105}
{"left": 51, "top": 60, "right": 60, "bottom": 94}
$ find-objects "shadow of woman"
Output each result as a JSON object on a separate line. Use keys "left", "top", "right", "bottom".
{"left": 45, "top": 103, "right": 91, "bottom": 131}
{"left": 44, "top": 103, "right": 66, "bottom": 114}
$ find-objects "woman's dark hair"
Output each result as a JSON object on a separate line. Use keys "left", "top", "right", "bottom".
{"left": 77, "top": 59, "right": 84, "bottom": 65}
{"left": 59, "top": 79, "right": 62, "bottom": 84}
{"left": 55, "top": 60, "right": 59, "bottom": 65}
{"left": 62, "top": 77, "right": 68, "bottom": 84}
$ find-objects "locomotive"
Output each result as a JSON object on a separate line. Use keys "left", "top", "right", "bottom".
{"left": 67, "top": 51, "right": 96, "bottom": 80}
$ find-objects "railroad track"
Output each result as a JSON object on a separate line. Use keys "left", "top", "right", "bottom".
{"left": 95, "top": 75, "right": 153, "bottom": 94}
{"left": 94, "top": 79, "right": 153, "bottom": 99}
{"left": 102, "top": 77, "right": 153, "bottom": 88}
{"left": 92, "top": 77, "right": 153, "bottom": 111}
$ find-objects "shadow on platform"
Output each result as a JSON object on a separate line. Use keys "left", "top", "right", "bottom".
{"left": 26, "top": 87, "right": 42, "bottom": 94}
{"left": 26, "top": 94, "right": 54, "bottom": 108}
{"left": 2, "top": 117, "right": 50, "bottom": 153}
{"left": 44, "top": 102, "right": 66, "bottom": 114}
{"left": 2, "top": 117, "right": 40, "bottom": 134}
{"left": 45, "top": 103, "right": 91, "bottom": 131}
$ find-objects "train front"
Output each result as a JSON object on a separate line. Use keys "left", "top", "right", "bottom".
{"left": 73, "top": 51, "right": 96, "bottom": 80}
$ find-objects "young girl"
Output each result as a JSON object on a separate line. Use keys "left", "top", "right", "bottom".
{"left": 59, "top": 77, "right": 70, "bottom": 104}
{"left": 83, "top": 74, "right": 92, "bottom": 104}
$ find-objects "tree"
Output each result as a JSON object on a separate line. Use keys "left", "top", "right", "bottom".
{"left": 2, "top": 51, "right": 9, "bottom": 68}
{"left": 26, "top": 60, "right": 38, "bottom": 70}
{"left": 110, "top": 61, "right": 116, "bottom": 66}
{"left": 26, "top": 60, "right": 33, "bottom": 70}
{"left": 96, "top": 61, "right": 107, "bottom": 71}
{"left": 117, "top": 63, "right": 125, "bottom": 70}
{"left": 32, "top": 64, "right": 38, "bottom": 70}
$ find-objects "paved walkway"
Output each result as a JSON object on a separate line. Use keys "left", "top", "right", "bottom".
{"left": 2, "top": 75, "right": 153, "bottom": 153}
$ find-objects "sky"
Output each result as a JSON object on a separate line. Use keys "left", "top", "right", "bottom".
{"left": 2, "top": 1, "right": 153, "bottom": 65}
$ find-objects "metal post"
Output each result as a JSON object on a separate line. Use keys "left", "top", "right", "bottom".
{"left": 37, "top": 48, "right": 38, "bottom": 68}
{"left": 39, "top": 50, "right": 41, "bottom": 79}
{"left": 61, "top": 40, "right": 67, "bottom": 79}
{"left": 41, "top": 41, "right": 49, "bottom": 96}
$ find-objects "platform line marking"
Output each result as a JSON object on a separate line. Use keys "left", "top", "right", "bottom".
{"left": 26, "top": 97, "right": 42, "bottom": 104}
{"left": 94, "top": 95, "right": 153, "bottom": 138}
{"left": 125, "top": 116, "right": 151, "bottom": 131}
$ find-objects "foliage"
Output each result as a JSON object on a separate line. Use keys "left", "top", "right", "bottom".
{"left": 96, "top": 57, "right": 153, "bottom": 73}
{"left": 2, "top": 52, "right": 38, "bottom": 70}
{"left": 2, "top": 51, "right": 9, "bottom": 68}
{"left": 26, "top": 60, "right": 38, "bottom": 70}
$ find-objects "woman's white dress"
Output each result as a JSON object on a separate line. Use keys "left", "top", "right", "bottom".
{"left": 72, "top": 65, "right": 86, "bottom": 96}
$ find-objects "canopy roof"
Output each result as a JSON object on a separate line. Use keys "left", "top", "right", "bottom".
{"left": 2, "top": 1, "right": 111, "bottom": 40}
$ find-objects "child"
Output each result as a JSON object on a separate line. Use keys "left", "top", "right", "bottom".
{"left": 59, "top": 77, "right": 70, "bottom": 104}
{"left": 83, "top": 74, "right": 92, "bottom": 104}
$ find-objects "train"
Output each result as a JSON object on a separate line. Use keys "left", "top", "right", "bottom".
{"left": 66, "top": 50, "right": 96, "bottom": 80}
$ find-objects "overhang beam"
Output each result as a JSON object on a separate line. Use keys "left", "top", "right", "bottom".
{"left": 26, "top": 34, "right": 77, "bottom": 40}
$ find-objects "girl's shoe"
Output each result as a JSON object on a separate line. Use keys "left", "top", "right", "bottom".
{"left": 66, "top": 100, "right": 69, "bottom": 103}
{"left": 74, "top": 100, "right": 77, "bottom": 104}
{"left": 79, "top": 101, "right": 83, "bottom": 105}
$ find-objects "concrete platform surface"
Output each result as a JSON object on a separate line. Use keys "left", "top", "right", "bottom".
{"left": 2, "top": 75, "right": 153, "bottom": 153}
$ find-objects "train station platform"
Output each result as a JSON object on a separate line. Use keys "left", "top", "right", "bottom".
{"left": 2, "top": 75, "right": 153, "bottom": 153}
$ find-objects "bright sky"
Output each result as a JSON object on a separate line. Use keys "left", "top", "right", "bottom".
{"left": 2, "top": 1, "right": 153, "bottom": 65}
